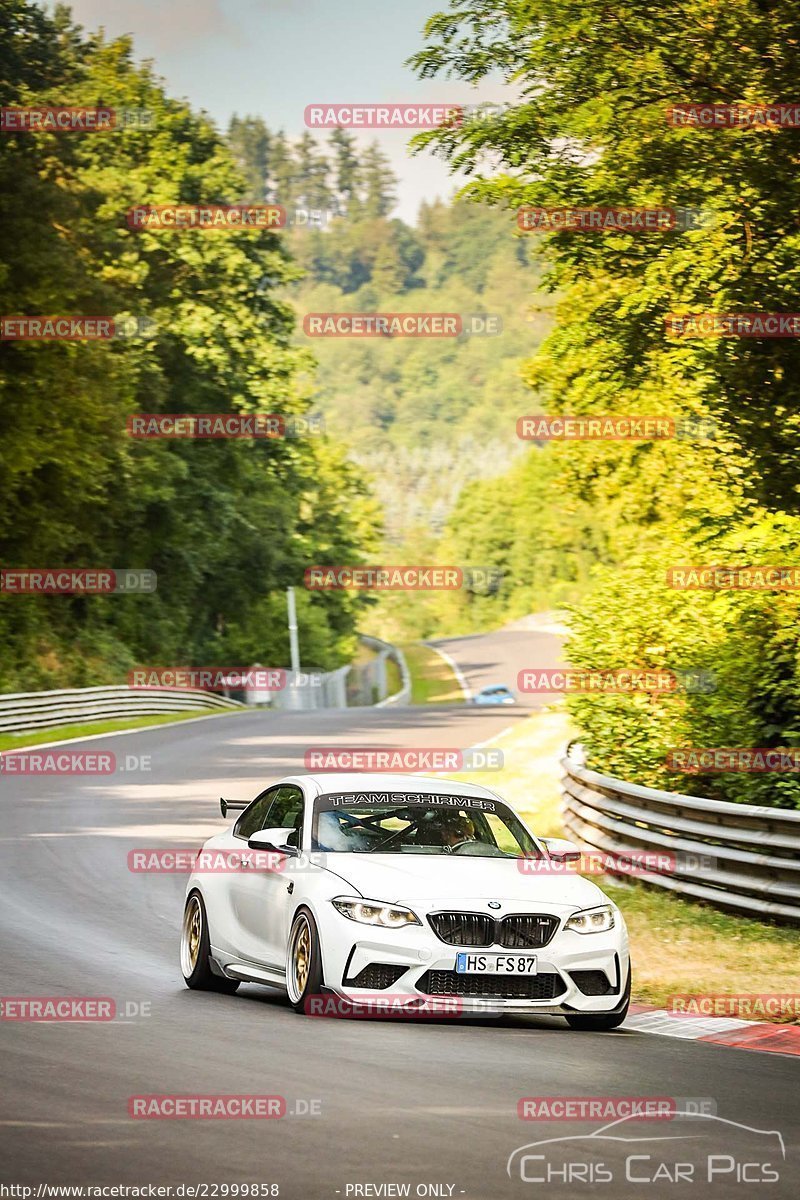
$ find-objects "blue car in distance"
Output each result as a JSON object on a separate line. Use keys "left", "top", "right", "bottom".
{"left": 472, "top": 683, "right": 516, "bottom": 706}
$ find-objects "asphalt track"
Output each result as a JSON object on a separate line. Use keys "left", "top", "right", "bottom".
{"left": 1, "top": 625, "right": 798, "bottom": 1198}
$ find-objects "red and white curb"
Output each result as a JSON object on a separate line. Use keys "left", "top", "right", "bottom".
{"left": 625, "top": 1003, "right": 800, "bottom": 1057}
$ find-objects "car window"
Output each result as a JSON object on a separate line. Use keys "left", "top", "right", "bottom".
{"left": 234, "top": 786, "right": 281, "bottom": 840}
{"left": 312, "top": 793, "right": 542, "bottom": 858}
{"left": 268, "top": 786, "right": 305, "bottom": 845}
{"left": 484, "top": 811, "right": 520, "bottom": 853}
{"left": 234, "top": 784, "right": 305, "bottom": 841}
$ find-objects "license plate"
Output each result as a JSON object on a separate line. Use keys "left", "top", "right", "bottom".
{"left": 455, "top": 952, "right": 537, "bottom": 975}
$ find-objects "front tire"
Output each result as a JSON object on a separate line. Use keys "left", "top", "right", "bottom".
{"left": 286, "top": 908, "right": 324, "bottom": 1013}
{"left": 180, "top": 891, "right": 240, "bottom": 994}
{"left": 565, "top": 965, "right": 631, "bottom": 1031}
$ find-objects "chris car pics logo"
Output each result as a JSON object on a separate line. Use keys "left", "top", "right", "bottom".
{"left": 507, "top": 1112, "right": 784, "bottom": 1185}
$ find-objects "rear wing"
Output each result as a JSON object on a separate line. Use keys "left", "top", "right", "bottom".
{"left": 220, "top": 797, "right": 249, "bottom": 818}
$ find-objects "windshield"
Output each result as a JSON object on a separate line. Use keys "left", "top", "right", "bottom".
{"left": 311, "top": 790, "right": 543, "bottom": 858}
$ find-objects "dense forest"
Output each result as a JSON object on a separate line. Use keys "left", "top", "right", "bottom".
{"left": 0, "top": 5, "right": 549, "bottom": 692}
{"left": 5, "top": 0, "right": 800, "bottom": 811}
{"left": 407, "top": 0, "right": 800, "bottom": 808}
{"left": 226, "top": 115, "right": 547, "bottom": 542}
{"left": 0, "top": 1, "right": 378, "bottom": 690}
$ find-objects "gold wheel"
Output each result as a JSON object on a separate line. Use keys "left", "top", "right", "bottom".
{"left": 288, "top": 913, "right": 316, "bottom": 1004}
{"left": 181, "top": 895, "right": 203, "bottom": 978}
{"left": 296, "top": 922, "right": 310, "bottom": 991}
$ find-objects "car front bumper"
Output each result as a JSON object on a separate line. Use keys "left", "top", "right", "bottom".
{"left": 316, "top": 904, "right": 630, "bottom": 1017}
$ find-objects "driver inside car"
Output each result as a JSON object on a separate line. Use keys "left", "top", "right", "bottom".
{"left": 438, "top": 812, "right": 478, "bottom": 849}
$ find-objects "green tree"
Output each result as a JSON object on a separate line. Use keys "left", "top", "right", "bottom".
{"left": 361, "top": 142, "right": 396, "bottom": 218}
{"left": 295, "top": 131, "right": 334, "bottom": 212}
{"left": 227, "top": 114, "right": 270, "bottom": 200}
{"left": 0, "top": 1, "right": 378, "bottom": 690}
{"left": 405, "top": 0, "right": 800, "bottom": 805}
{"left": 267, "top": 131, "right": 298, "bottom": 210}
{"left": 328, "top": 127, "right": 362, "bottom": 215}
{"left": 410, "top": 0, "right": 800, "bottom": 510}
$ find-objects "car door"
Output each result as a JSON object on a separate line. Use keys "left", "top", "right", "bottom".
{"left": 228, "top": 784, "right": 305, "bottom": 967}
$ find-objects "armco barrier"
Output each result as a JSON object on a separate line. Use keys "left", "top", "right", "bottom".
{"left": 359, "top": 635, "right": 411, "bottom": 706}
{"left": 0, "top": 636, "right": 411, "bottom": 733}
{"left": 270, "top": 667, "right": 350, "bottom": 712}
{"left": 0, "top": 685, "right": 244, "bottom": 734}
{"left": 271, "top": 637, "right": 410, "bottom": 711}
{"left": 561, "top": 744, "right": 800, "bottom": 924}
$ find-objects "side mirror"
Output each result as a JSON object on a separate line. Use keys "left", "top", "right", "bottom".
{"left": 541, "top": 837, "right": 582, "bottom": 864}
{"left": 247, "top": 826, "right": 298, "bottom": 855}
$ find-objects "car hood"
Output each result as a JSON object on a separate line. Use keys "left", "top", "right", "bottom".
{"left": 320, "top": 853, "right": 607, "bottom": 912}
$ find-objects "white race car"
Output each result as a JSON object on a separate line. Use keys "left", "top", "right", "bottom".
{"left": 180, "top": 773, "right": 631, "bottom": 1028}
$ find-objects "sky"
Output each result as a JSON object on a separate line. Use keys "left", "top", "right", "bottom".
{"left": 58, "top": 0, "right": 509, "bottom": 222}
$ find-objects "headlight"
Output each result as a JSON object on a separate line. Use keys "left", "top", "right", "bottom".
{"left": 565, "top": 904, "right": 616, "bottom": 934}
{"left": 331, "top": 896, "right": 421, "bottom": 928}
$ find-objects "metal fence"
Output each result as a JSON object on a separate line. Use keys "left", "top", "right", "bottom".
{"left": 0, "top": 636, "right": 411, "bottom": 732}
{"left": 561, "top": 744, "right": 800, "bottom": 924}
{"left": 270, "top": 638, "right": 409, "bottom": 711}
{"left": 269, "top": 668, "right": 350, "bottom": 712}
{"left": 359, "top": 635, "right": 411, "bottom": 707}
{"left": 0, "top": 685, "right": 244, "bottom": 735}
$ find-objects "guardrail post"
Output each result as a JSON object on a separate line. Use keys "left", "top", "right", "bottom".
{"left": 560, "top": 746, "right": 800, "bottom": 925}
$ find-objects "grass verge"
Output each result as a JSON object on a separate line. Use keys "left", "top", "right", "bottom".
{"left": 441, "top": 706, "right": 800, "bottom": 1018}
{"left": 603, "top": 881, "right": 800, "bottom": 1015}
{"left": 384, "top": 654, "right": 402, "bottom": 698}
{"left": 402, "top": 642, "right": 465, "bottom": 704}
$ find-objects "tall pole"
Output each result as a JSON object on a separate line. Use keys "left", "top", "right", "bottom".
{"left": 287, "top": 586, "right": 301, "bottom": 710}
{"left": 287, "top": 585, "right": 301, "bottom": 675}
